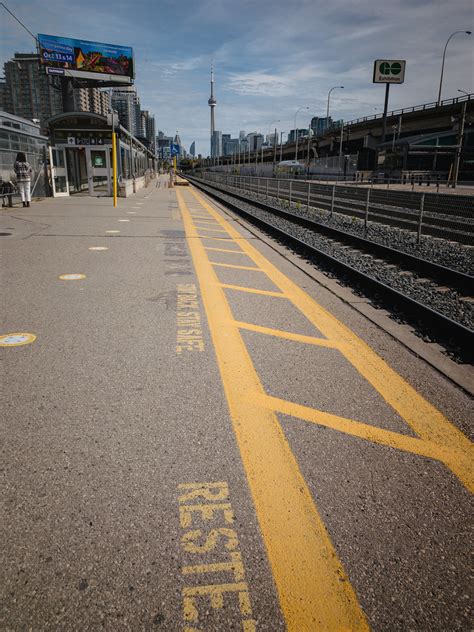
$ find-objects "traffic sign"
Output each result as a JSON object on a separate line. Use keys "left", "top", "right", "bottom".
{"left": 170, "top": 143, "right": 180, "bottom": 157}
{"left": 373, "top": 59, "right": 406, "bottom": 84}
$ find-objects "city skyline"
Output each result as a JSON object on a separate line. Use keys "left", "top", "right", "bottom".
{"left": 0, "top": 0, "right": 472, "bottom": 156}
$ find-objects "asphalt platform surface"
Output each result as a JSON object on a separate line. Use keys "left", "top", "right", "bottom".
{"left": 1, "top": 176, "right": 472, "bottom": 631}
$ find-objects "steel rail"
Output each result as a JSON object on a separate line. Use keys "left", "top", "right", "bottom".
{"left": 185, "top": 175, "right": 474, "bottom": 357}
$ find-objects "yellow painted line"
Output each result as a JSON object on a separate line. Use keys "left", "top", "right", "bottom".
{"left": 195, "top": 226, "right": 230, "bottom": 234}
{"left": 195, "top": 235, "right": 234, "bottom": 242}
{"left": 260, "top": 393, "right": 463, "bottom": 464}
{"left": 177, "top": 189, "right": 369, "bottom": 632}
{"left": 194, "top": 220, "right": 220, "bottom": 225}
{"left": 204, "top": 247, "right": 245, "bottom": 255}
{"left": 233, "top": 320, "right": 341, "bottom": 349}
{"left": 189, "top": 188, "right": 474, "bottom": 493}
{"left": 212, "top": 262, "right": 264, "bottom": 272}
{"left": 220, "top": 283, "right": 285, "bottom": 298}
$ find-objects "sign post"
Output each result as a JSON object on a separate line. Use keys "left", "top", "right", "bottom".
{"left": 112, "top": 132, "right": 117, "bottom": 207}
{"left": 373, "top": 60, "right": 406, "bottom": 143}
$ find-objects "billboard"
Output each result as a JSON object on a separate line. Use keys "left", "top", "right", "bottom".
{"left": 38, "top": 34, "right": 134, "bottom": 84}
{"left": 373, "top": 60, "right": 406, "bottom": 84}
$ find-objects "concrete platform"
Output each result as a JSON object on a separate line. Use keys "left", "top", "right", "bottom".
{"left": 1, "top": 175, "right": 472, "bottom": 631}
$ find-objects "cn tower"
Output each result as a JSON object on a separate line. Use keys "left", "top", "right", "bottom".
{"left": 208, "top": 64, "right": 216, "bottom": 156}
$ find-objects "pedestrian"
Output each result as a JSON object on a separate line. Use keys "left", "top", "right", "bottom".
{"left": 13, "top": 152, "right": 33, "bottom": 207}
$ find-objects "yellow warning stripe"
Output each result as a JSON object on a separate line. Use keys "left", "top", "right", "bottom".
{"left": 177, "top": 189, "right": 369, "bottom": 631}
{"left": 189, "top": 188, "right": 474, "bottom": 493}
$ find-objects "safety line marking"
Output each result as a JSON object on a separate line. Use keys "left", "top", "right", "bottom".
{"left": 212, "top": 262, "right": 264, "bottom": 272}
{"left": 259, "top": 393, "right": 462, "bottom": 463}
{"left": 204, "top": 247, "right": 245, "bottom": 254}
{"left": 177, "top": 189, "right": 369, "bottom": 632}
{"left": 189, "top": 188, "right": 473, "bottom": 493}
{"left": 196, "top": 235, "right": 235, "bottom": 241}
{"left": 233, "top": 320, "right": 339, "bottom": 348}
{"left": 195, "top": 227, "right": 230, "bottom": 234}
{"left": 193, "top": 220, "right": 220, "bottom": 225}
{"left": 220, "top": 284, "right": 286, "bottom": 298}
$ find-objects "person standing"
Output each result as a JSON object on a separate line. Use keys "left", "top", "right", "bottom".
{"left": 13, "top": 152, "right": 33, "bottom": 207}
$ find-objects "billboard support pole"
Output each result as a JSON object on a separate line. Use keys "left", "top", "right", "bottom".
{"left": 61, "top": 77, "right": 75, "bottom": 112}
{"left": 381, "top": 83, "right": 390, "bottom": 144}
{"left": 112, "top": 132, "right": 117, "bottom": 207}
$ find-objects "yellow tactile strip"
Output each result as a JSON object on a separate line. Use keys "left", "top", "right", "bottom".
{"left": 176, "top": 188, "right": 473, "bottom": 631}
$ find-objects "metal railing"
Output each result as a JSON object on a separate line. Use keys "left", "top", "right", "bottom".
{"left": 199, "top": 172, "right": 474, "bottom": 245}
{"left": 341, "top": 93, "right": 472, "bottom": 128}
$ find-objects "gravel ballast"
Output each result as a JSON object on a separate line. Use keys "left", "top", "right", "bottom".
{"left": 192, "top": 178, "right": 474, "bottom": 333}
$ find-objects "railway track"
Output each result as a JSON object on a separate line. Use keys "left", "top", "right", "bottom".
{"left": 204, "top": 174, "right": 474, "bottom": 244}
{"left": 185, "top": 175, "right": 474, "bottom": 361}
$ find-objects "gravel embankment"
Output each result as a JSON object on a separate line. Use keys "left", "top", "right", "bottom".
{"left": 203, "top": 178, "right": 473, "bottom": 274}
{"left": 195, "top": 180, "right": 474, "bottom": 332}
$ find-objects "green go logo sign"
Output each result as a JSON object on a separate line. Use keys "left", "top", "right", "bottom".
{"left": 373, "top": 59, "right": 406, "bottom": 83}
{"left": 379, "top": 61, "right": 402, "bottom": 75}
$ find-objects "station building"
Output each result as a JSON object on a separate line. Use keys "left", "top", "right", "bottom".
{"left": 0, "top": 110, "right": 157, "bottom": 200}
{"left": 47, "top": 112, "right": 157, "bottom": 197}
{"left": 0, "top": 110, "right": 49, "bottom": 197}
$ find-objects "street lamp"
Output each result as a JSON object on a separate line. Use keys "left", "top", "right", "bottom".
{"left": 294, "top": 106, "right": 309, "bottom": 161}
{"left": 458, "top": 89, "right": 470, "bottom": 96}
{"left": 279, "top": 131, "right": 286, "bottom": 163}
{"left": 269, "top": 119, "right": 280, "bottom": 170}
{"left": 326, "top": 86, "right": 344, "bottom": 130}
{"left": 437, "top": 31, "right": 471, "bottom": 106}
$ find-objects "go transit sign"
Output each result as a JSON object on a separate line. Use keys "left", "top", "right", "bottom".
{"left": 373, "top": 59, "right": 406, "bottom": 83}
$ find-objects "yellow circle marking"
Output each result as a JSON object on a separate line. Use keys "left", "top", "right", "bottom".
{"left": 0, "top": 332, "right": 36, "bottom": 346}
{"left": 106, "top": 230, "right": 120, "bottom": 234}
{"left": 59, "top": 273, "right": 86, "bottom": 280}
{"left": 88, "top": 246, "right": 109, "bottom": 251}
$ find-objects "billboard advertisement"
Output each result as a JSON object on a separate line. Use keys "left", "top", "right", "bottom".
{"left": 38, "top": 34, "right": 134, "bottom": 84}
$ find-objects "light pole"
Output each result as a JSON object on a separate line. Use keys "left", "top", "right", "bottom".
{"left": 269, "top": 119, "right": 280, "bottom": 172}
{"left": 458, "top": 89, "right": 470, "bottom": 96}
{"left": 294, "top": 106, "right": 309, "bottom": 161}
{"left": 437, "top": 31, "right": 471, "bottom": 106}
{"left": 279, "top": 131, "right": 286, "bottom": 163}
{"left": 326, "top": 86, "right": 344, "bottom": 130}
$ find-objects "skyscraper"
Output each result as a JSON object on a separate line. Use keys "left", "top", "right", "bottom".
{"left": 208, "top": 64, "right": 216, "bottom": 156}
{"left": 190, "top": 141, "right": 196, "bottom": 157}
{"left": 111, "top": 86, "right": 141, "bottom": 135}
{"left": 2, "top": 53, "right": 63, "bottom": 129}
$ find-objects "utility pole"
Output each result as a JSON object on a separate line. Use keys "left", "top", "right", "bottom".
{"left": 273, "top": 127, "right": 277, "bottom": 172}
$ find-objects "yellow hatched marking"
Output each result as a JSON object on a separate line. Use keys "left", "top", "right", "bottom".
{"left": 196, "top": 235, "right": 234, "bottom": 241}
{"left": 189, "top": 188, "right": 473, "bottom": 493}
{"left": 195, "top": 226, "right": 230, "bottom": 234}
{"left": 194, "top": 220, "right": 220, "bottom": 225}
{"left": 177, "top": 189, "right": 369, "bottom": 632}
{"left": 220, "top": 284, "right": 285, "bottom": 298}
{"left": 233, "top": 320, "right": 340, "bottom": 349}
{"left": 259, "top": 393, "right": 463, "bottom": 463}
{"left": 204, "top": 247, "right": 245, "bottom": 254}
{"left": 212, "top": 262, "right": 264, "bottom": 272}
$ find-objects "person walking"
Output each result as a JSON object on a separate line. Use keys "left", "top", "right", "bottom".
{"left": 13, "top": 152, "right": 32, "bottom": 207}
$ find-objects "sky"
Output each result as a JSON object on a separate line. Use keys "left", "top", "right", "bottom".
{"left": 1, "top": 0, "right": 473, "bottom": 156}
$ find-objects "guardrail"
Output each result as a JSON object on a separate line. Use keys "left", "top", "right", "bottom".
{"left": 342, "top": 93, "right": 472, "bottom": 128}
